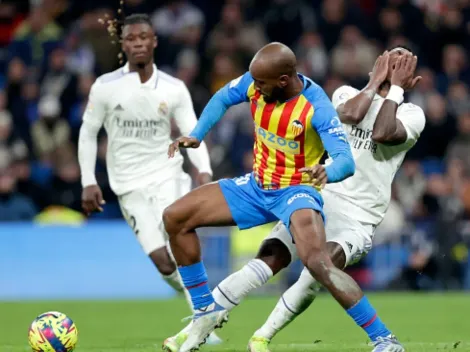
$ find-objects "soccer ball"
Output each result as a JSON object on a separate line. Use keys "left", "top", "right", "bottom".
{"left": 28, "top": 311, "right": 78, "bottom": 352}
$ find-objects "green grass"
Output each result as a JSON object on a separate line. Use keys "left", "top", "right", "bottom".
{"left": 1, "top": 293, "right": 469, "bottom": 351}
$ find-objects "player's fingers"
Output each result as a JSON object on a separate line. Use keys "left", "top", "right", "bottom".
{"left": 393, "top": 56, "right": 402, "bottom": 70}
{"left": 168, "top": 142, "right": 178, "bottom": 157}
{"left": 409, "top": 55, "right": 418, "bottom": 75}
{"left": 83, "top": 201, "right": 94, "bottom": 214}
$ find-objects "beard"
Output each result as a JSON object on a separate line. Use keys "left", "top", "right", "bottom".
{"left": 137, "top": 62, "right": 146, "bottom": 69}
{"left": 264, "top": 86, "right": 283, "bottom": 103}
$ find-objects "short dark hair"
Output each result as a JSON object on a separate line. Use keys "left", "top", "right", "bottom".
{"left": 123, "top": 13, "right": 152, "bottom": 27}
{"left": 387, "top": 44, "right": 413, "bottom": 53}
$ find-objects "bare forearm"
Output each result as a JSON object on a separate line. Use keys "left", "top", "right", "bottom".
{"left": 339, "top": 83, "right": 379, "bottom": 124}
{"left": 371, "top": 100, "right": 399, "bottom": 142}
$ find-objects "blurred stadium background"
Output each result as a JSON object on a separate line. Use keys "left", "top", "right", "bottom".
{"left": 1, "top": 0, "right": 470, "bottom": 350}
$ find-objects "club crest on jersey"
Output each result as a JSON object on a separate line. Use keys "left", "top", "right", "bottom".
{"left": 158, "top": 101, "right": 169, "bottom": 115}
{"left": 291, "top": 120, "right": 304, "bottom": 137}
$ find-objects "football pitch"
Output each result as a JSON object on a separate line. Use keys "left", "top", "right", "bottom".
{"left": 1, "top": 293, "right": 469, "bottom": 352}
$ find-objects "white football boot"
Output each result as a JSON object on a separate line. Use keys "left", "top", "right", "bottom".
{"left": 178, "top": 302, "right": 228, "bottom": 352}
{"left": 371, "top": 335, "right": 405, "bottom": 352}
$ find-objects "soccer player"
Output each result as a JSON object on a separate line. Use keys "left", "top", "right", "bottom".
{"left": 77, "top": 14, "right": 221, "bottom": 345}
{"left": 161, "top": 42, "right": 361, "bottom": 352}
{"left": 171, "top": 47, "right": 425, "bottom": 352}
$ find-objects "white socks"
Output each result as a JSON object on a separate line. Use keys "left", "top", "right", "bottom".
{"left": 254, "top": 267, "right": 321, "bottom": 340}
{"left": 213, "top": 259, "right": 274, "bottom": 310}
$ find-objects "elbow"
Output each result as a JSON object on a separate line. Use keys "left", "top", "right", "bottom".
{"left": 340, "top": 110, "right": 363, "bottom": 125}
{"left": 371, "top": 131, "right": 390, "bottom": 144}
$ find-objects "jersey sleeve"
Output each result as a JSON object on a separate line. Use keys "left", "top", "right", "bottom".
{"left": 310, "top": 91, "right": 355, "bottom": 183}
{"left": 82, "top": 80, "right": 107, "bottom": 128}
{"left": 396, "top": 103, "right": 426, "bottom": 146}
{"left": 78, "top": 80, "right": 106, "bottom": 187}
{"left": 172, "top": 82, "right": 213, "bottom": 175}
{"left": 331, "top": 85, "right": 359, "bottom": 109}
{"left": 189, "top": 71, "right": 253, "bottom": 141}
{"left": 221, "top": 71, "right": 254, "bottom": 104}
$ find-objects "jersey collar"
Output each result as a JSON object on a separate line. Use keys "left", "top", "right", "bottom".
{"left": 122, "top": 63, "right": 159, "bottom": 89}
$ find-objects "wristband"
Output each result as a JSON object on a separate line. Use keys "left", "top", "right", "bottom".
{"left": 385, "top": 85, "right": 404, "bottom": 105}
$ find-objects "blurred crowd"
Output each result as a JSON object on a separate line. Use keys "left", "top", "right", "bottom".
{"left": 1, "top": 0, "right": 470, "bottom": 286}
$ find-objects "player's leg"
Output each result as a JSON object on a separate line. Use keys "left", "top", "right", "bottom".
{"left": 163, "top": 174, "right": 275, "bottom": 351}
{"left": 288, "top": 210, "right": 402, "bottom": 351}
{"left": 158, "top": 174, "right": 222, "bottom": 349}
{"left": 213, "top": 225, "right": 293, "bottom": 310}
{"left": 248, "top": 242, "right": 345, "bottom": 351}
{"left": 163, "top": 232, "right": 290, "bottom": 352}
{"left": 118, "top": 186, "right": 185, "bottom": 293}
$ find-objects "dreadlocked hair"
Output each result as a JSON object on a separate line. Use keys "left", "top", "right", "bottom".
{"left": 98, "top": 0, "right": 126, "bottom": 65}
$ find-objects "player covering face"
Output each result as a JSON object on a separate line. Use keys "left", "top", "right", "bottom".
{"left": 77, "top": 14, "right": 221, "bottom": 346}
{"left": 165, "top": 47, "right": 425, "bottom": 352}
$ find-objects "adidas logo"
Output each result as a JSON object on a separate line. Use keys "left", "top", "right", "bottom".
{"left": 345, "top": 241, "right": 353, "bottom": 252}
{"left": 114, "top": 104, "right": 124, "bottom": 111}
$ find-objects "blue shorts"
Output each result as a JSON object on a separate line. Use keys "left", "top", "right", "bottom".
{"left": 219, "top": 173, "right": 324, "bottom": 231}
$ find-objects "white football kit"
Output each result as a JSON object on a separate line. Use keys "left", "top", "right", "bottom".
{"left": 266, "top": 85, "right": 426, "bottom": 266}
{"left": 78, "top": 63, "right": 212, "bottom": 254}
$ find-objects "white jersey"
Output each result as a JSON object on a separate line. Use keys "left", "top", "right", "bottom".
{"left": 78, "top": 63, "right": 212, "bottom": 195}
{"left": 323, "top": 85, "right": 426, "bottom": 225}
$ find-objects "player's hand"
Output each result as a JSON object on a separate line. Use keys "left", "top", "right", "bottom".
{"left": 300, "top": 165, "right": 327, "bottom": 188}
{"left": 368, "top": 51, "right": 390, "bottom": 87}
{"left": 390, "top": 53, "right": 422, "bottom": 91}
{"left": 197, "top": 172, "right": 212, "bottom": 185}
{"left": 168, "top": 136, "right": 201, "bottom": 158}
{"left": 82, "top": 185, "right": 105, "bottom": 216}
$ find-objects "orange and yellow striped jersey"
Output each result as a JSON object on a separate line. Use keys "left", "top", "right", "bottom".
{"left": 191, "top": 72, "right": 351, "bottom": 190}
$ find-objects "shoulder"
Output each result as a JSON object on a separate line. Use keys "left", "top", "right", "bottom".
{"left": 397, "top": 102, "right": 426, "bottom": 125}
{"left": 157, "top": 70, "right": 192, "bottom": 100}
{"left": 397, "top": 102, "right": 426, "bottom": 137}
{"left": 158, "top": 70, "right": 185, "bottom": 88}
{"left": 302, "top": 76, "right": 331, "bottom": 108}
{"left": 96, "top": 68, "right": 126, "bottom": 85}
{"left": 229, "top": 72, "right": 254, "bottom": 93}
{"left": 332, "top": 85, "right": 359, "bottom": 102}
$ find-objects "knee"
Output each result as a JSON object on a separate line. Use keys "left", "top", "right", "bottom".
{"left": 162, "top": 205, "right": 182, "bottom": 235}
{"left": 149, "top": 247, "right": 176, "bottom": 275}
{"left": 256, "top": 239, "right": 291, "bottom": 275}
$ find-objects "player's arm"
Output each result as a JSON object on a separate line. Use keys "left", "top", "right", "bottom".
{"left": 172, "top": 82, "right": 213, "bottom": 184}
{"left": 78, "top": 81, "right": 106, "bottom": 214}
{"left": 371, "top": 97, "right": 406, "bottom": 145}
{"left": 334, "top": 53, "right": 390, "bottom": 124}
{"left": 305, "top": 96, "right": 355, "bottom": 186}
{"left": 168, "top": 72, "right": 253, "bottom": 156}
{"left": 334, "top": 86, "right": 374, "bottom": 125}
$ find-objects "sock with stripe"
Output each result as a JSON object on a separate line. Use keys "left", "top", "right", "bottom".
{"left": 213, "top": 259, "right": 273, "bottom": 310}
{"left": 255, "top": 267, "right": 320, "bottom": 340}
{"left": 178, "top": 261, "right": 214, "bottom": 310}
{"left": 346, "top": 296, "right": 391, "bottom": 341}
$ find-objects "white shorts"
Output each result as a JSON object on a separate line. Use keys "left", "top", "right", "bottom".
{"left": 118, "top": 173, "right": 192, "bottom": 255}
{"left": 264, "top": 190, "right": 375, "bottom": 267}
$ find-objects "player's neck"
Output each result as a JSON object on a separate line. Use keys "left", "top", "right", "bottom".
{"left": 378, "top": 81, "right": 391, "bottom": 98}
{"left": 283, "top": 75, "right": 303, "bottom": 101}
{"left": 129, "top": 62, "right": 154, "bottom": 83}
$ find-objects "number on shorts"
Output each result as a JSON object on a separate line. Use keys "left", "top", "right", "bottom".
{"left": 234, "top": 174, "right": 250, "bottom": 186}
{"left": 129, "top": 215, "right": 140, "bottom": 235}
